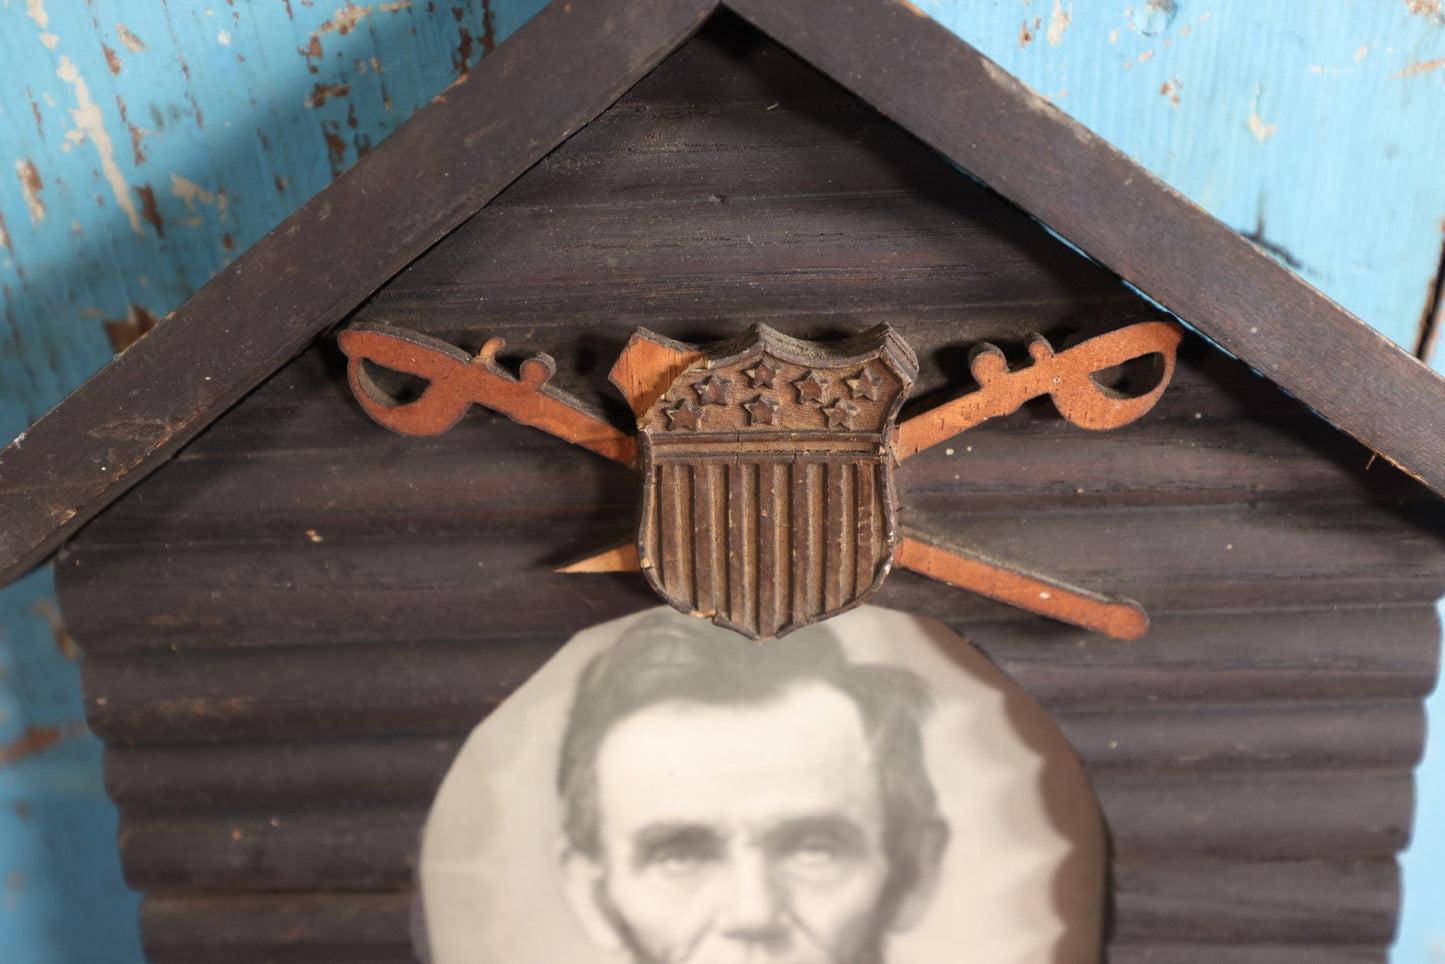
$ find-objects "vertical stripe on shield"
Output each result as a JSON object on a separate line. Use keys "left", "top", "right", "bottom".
{"left": 690, "top": 463, "right": 725, "bottom": 617}
{"left": 656, "top": 462, "right": 693, "bottom": 606}
{"left": 856, "top": 463, "right": 882, "bottom": 594}
{"left": 756, "top": 460, "right": 788, "bottom": 639}
{"left": 791, "top": 461, "right": 825, "bottom": 627}
{"left": 726, "top": 460, "right": 757, "bottom": 634}
{"left": 824, "top": 461, "right": 856, "bottom": 612}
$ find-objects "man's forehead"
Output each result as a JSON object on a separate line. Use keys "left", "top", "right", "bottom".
{"left": 600, "top": 680, "right": 869, "bottom": 761}
{"left": 590, "top": 681, "right": 883, "bottom": 834}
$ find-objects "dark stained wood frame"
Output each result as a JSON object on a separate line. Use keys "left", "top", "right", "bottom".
{"left": 3, "top": 0, "right": 1444, "bottom": 587}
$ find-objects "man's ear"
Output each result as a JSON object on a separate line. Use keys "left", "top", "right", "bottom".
{"left": 889, "top": 819, "right": 951, "bottom": 934}
{"left": 557, "top": 841, "right": 626, "bottom": 951}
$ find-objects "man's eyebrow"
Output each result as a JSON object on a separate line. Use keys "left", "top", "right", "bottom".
{"left": 630, "top": 823, "right": 725, "bottom": 861}
{"left": 763, "top": 815, "right": 867, "bottom": 850}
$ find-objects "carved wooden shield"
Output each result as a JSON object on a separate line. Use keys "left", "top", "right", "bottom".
{"left": 636, "top": 324, "right": 918, "bottom": 639}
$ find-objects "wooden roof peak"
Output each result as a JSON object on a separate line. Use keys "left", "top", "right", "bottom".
{"left": 3, "top": 0, "right": 1444, "bottom": 587}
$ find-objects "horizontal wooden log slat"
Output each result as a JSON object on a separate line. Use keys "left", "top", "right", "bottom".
{"left": 132, "top": 857, "right": 1397, "bottom": 961}
{"left": 114, "top": 768, "right": 1412, "bottom": 893}
{"left": 67, "top": 404, "right": 1431, "bottom": 552}
{"left": 1057, "top": 700, "right": 1424, "bottom": 772}
{"left": 102, "top": 700, "right": 1423, "bottom": 816}
{"left": 1109, "top": 859, "right": 1399, "bottom": 945}
{"left": 80, "top": 606, "right": 1439, "bottom": 745}
{"left": 142, "top": 892, "right": 415, "bottom": 964}
{"left": 59, "top": 495, "right": 1445, "bottom": 655}
{"left": 1095, "top": 769, "right": 1413, "bottom": 860}
{"left": 120, "top": 809, "right": 424, "bottom": 894}
{"left": 1105, "top": 946, "right": 1384, "bottom": 964}
{"left": 107, "top": 737, "right": 466, "bottom": 815}
{"left": 153, "top": 340, "right": 1322, "bottom": 470}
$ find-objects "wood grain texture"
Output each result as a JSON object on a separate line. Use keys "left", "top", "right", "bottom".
{"left": 48, "top": 19, "right": 1445, "bottom": 961}
{"left": 74, "top": 607, "right": 1440, "bottom": 746}
{"left": 111, "top": 768, "right": 1413, "bottom": 893}
{"left": 0, "top": 0, "right": 715, "bottom": 587}
{"left": 130, "top": 856, "right": 1400, "bottom": 961}
{"left": 142, "top": 893, "right": 415, "bottom": 964}
{"left": 102, "top": 700, "right": 1425, "bottom": 815}
{"left": 8, "top": 0, "right": 1445, "bottom": 594}
{"left": 725, "top": 0, "right": 1445, "bottom": 493}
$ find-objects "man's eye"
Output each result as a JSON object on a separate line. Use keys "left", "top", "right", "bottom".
{"left": 784, "top": 834, "right": 847, "bottom": 869}
{"left": 643, "top": 841, "right": 717, "bottom": 877}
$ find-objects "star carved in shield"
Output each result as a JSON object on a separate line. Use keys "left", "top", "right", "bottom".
{"left": 745, "top": 360, "right": 778, "bottom": 389}
{"left": 744, "top": 394, "right": 780, "bottom": 426}
{"left": 822, "top": 398, "right": 861, "bottom": 429}
{"left": 664, "top": 398, "right": 702, "bottom": 430}
{"left": 793, "top": 370, "right": 832, "bottom": 404}
{"left": 846, "top": 366, "right": 883, "bottom": 401}
{"left": 694, "top": 374, "right": 734, "bottom": 406}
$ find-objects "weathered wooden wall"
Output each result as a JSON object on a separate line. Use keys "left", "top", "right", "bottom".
{"left": 53, "top": 24, "right": 1445, "bottom": 962}
{"left": 3, "top": 2, "right": 1444, "bottom": 962}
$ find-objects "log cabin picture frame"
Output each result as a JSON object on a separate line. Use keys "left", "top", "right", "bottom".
{"left": 2, "top": 2, "right": 1444, "bottom": 961}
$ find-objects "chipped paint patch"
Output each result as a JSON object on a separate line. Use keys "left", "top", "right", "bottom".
{"left": 1048, "top": 0, "right": 1073, "bottom": 45}
{"left": 1406, "top": 0, "right": 1443, "bottom": 18}
{"left": 15, "top": 159, "right": 45, "bottom": 224}
{"left": 1019, "top": 19, "right": 1034, "bottom": 47}
{"left": 29, "top": 598, "right": 80, "bottom": 660}
{"left": 0, "top": 724, "right": 86, "bottom": 770}
{"left": 322, "top": 120, "right": 348, "bottom": 177}
{"left": 135, "top": 184, "right": 164, "bottom": 237}
{"left": 314, "top": 0, "right": 413, "bottom": 39}
{"left": 1393, "top": 57, "right": 1445, "bottom": 79}
{"left": 39, "top": 32, "right": 59, "bottom": 49}
{"left": 115, "top": 96, "right": 148, "bottom": 165}
{"left": 24, "top": 0, "right": 49, "bottom": 30}
{"left": 1247, "top": 87, "right": 1278, "bottom": 142}
{"left": 170, "top": 173, "right": 214, "bottom": 210}
{"left": 101, "top": 43, "right": 122, "bottom": 74}
{"left": 1160, "top": 77, "right": 1182, "bottom": 106}
{"left": 115, "top": 22, "right": 146, "bottom": 52}
{"left": 102, "top": 304, "right": 159, "bottom": 353}
{"left": 305, "top": 82, "right": 351, "bottom": 107}
{"left": 56, "top": 55, "right": 143, "bottom": 235}
{"left": 1140, "top": 0, "right": 1179, "bottom": 36}
{"left": 0, "top": 212, "right": 10, "bottom": 254}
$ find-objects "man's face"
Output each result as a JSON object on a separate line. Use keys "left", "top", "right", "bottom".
{"left": 578, "top": 682, "right": 893, "bottom": 964}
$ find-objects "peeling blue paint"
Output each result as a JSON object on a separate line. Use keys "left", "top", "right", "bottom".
{"left": 923, "top": 0, "right": 1445, "bottom": 363}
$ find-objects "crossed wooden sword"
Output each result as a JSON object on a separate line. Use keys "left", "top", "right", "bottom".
{"left": 338, "top": 320, "right": 1182, "bottom": 640}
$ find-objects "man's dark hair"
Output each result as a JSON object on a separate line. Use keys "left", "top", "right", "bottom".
{"left": 556, "top": 610, "right": 945, "bottom": 908}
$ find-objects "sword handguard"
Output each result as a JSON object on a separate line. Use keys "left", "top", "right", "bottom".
{"left": 893, "top": 321, "right": 1183, "bottom": 460}
{"left": 338, "top": 321, "right": 636, "bottom": 464}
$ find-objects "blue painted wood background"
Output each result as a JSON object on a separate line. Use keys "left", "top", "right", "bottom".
{"left": 1, "top": 1, "right": 1442, "bottom": 960}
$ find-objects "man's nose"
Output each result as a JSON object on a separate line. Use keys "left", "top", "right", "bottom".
{"left": 718, "top": 850, "right": 787, "bottom": 939}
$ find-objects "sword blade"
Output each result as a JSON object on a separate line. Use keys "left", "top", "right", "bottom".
{"left": 893, "top": 533, "right": 1149, "bottom": 640}
{"left": 555, "top": 542, "right": 641, "bottom": 573}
